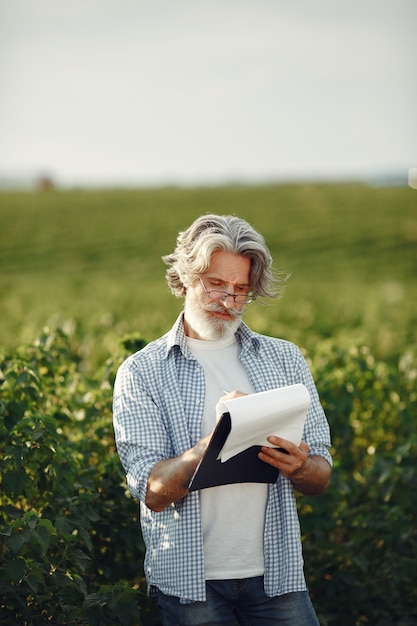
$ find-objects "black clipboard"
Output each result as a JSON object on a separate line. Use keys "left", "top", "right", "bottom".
{"left": 188, "top": 411, "right": 279, "bottom": 491}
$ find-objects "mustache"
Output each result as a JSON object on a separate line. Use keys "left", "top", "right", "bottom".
{"left": 204, "top": 302, "right": 244, "bottom": 318}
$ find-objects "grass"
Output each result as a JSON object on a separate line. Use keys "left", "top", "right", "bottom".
{"left": 0, "top": 182, "right": 416, "bottom": 367}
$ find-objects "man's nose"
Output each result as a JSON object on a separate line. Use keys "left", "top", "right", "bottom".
{"left": 221, "top": 294, "right": 237, "bottom": 309}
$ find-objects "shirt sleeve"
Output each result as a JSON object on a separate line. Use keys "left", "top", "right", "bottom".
{"left": 293, "top": 346, "right": 333, "bottom": 466}
{"left": 112, "top": 355, "right": 173, "bottom": 502}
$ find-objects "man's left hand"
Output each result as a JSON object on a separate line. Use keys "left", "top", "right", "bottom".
{"left": 259, "top": 436, "right": 331, "bottom": 496}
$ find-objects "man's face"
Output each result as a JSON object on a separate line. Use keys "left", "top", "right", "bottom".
{"left": 184, "top": 250, "right": 251, "bottom": 341}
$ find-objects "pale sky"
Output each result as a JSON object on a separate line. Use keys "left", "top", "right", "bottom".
{"left": 0, "top": 0, "right": 416, "bottom": 187}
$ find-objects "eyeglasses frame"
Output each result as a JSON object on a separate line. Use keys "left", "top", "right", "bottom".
{"left": 198, "top": 276, "right": 255, "bottom": 305}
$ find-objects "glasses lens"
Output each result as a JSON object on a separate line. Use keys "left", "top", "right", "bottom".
{"left": 210, "top": 290, "right": 252, "bottom": 304}
{"left": 200, "top": 278, "right": 253, "bottom": 304}
{"left": 235, "top": 295, "right": 252, "bottom": 304}
{"left": 210, "top": 290, "right": 228, "bottom": 301}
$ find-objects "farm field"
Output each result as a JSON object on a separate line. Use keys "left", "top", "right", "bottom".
{"left": 1, "top": 182, "right": 417, "bottom": 625}
{"left": 0, "top": 182, "right": 416, "bottom": 367}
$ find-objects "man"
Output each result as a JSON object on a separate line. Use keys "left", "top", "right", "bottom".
{"left": 113, "top": 214, "right": 332, "bottom": 625}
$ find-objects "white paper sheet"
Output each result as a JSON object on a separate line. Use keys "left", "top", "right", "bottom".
{"left": 216, "top": 383, "right": 311, "bottom": 462}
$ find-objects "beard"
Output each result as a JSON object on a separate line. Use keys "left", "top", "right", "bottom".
{"left": 184, "top": 292, "right": 244, "bottom": 341}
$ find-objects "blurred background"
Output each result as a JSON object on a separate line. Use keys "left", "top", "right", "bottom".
{"left": 0, "top": 0, "right": 416, "bottom": 189}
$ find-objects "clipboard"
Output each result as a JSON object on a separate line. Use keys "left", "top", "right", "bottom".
{"left": 188, "top": 383, "right": 310, "bottom": 491}
{"left": 189, "top": 411, "right": 279, "bottom": 491}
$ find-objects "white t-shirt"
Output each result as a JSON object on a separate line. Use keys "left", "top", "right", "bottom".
{"left": 186, "top": 334, "right": 268, "bottom": 580}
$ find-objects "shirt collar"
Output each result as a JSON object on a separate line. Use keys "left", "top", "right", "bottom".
{"left": 235, "top": 320, "right": 261, "bottom": 354}
{"left": 165, "top": 312, "right": 190, "bottom": 358}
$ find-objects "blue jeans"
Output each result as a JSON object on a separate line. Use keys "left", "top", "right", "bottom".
{"left": 155, "top": 576, "right": 320, "bottom": 625}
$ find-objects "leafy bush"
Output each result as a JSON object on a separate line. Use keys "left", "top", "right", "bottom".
{"left": 1, "top": 326, "right": 416, "bottom": 625}
{"left": 0, "top": 328, "right": 149, "bottom": 625}
{"left": 302, "top": 341, "right": 417, "bottom": 625}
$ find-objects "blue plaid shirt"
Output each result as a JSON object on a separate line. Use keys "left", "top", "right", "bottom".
{"left": 113, "top": 313, "right": 332, "bottom": 602}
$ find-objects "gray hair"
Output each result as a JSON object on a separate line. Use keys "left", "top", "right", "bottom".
{"left": 162, "top": 214, "right": 287, "bottom": 299}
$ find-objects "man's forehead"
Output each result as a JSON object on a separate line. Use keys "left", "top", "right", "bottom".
{"left": 208, "top": 250, "right": 250, "bottom": 268}
{"left": 203, "top": 253, "right": 251, "bottom": 287}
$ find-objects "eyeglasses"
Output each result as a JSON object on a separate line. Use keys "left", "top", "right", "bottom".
{"left": 199, "top": 277, "right": 255, "bottom": 305}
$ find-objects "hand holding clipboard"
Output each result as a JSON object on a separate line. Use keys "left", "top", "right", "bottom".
{"left": 189, "top": 384, "right": 310, "bottom": 491}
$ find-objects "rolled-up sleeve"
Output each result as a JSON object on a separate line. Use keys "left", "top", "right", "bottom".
{"left": 113, "top": 356, "right": 172, "bottom": 502}
{"left": 294, "top": 348, "right": 332, "bottom": 466}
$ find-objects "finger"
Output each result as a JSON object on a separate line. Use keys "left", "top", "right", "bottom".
{"left": 267, "top": 436, "right": 310, "bottom": 457}
{"left": 267, "top": 436, "right": 296, "bottom": 453}
{"left": 259, "top": 446, "right": 292, "bottom": 464}
{"left": 221, "top": 390, "right": 247, "bottom": 400}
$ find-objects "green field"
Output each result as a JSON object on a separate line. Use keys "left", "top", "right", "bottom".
{"left": 1, "top": 183, "right": 416, "bottom": 366}
{"left": 1, "top": 182, "right": 416, "bottom": 625}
